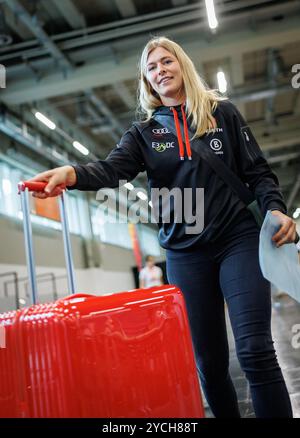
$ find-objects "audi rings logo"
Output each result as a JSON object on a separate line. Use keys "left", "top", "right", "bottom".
{"left": 210, "top": 138, "right": 223, "bottom": 151}
{"left": 152, "top": 127, "right": 171, "bottom": 135}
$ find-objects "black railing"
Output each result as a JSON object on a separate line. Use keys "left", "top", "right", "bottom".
{"left": 4, "top": 273, "right": 67, "bottom": 307}
{"left": 0, "top": 271, "right": 19, "bottom": 309}
{"left": 24, "top": 273, "right": 58, "bottom": 300}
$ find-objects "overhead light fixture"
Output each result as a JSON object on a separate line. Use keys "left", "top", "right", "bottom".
{"left": 35, "top": 112, "right": 56, "bottom": 130}
{"left": 205, "top": 0, "right": 218, "bottom": 30}
{"left": 217, "top": 71, "right": 227, "bottom": 93}
{"left": 137, "top": 191, "right": 148, "bottom": 201}
{"left": 73, "top": 141, "right": 89, "bottom": 156}
{"left": 34, "top": 109, "right": 91, "bottom": 158}
{"left": 124, "top": 182, "right": 134, "bottom": 191}
{"left": 52, "top": 149, "right": 66, "bottom": 161}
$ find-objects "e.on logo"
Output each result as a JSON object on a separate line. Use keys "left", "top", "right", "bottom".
{"left": 0, "top": 325, "right": 6, "bottom": 349}
{"left": 0, "top": 64, "right": 6, "bottom": 88}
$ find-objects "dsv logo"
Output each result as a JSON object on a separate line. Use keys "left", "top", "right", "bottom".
{"left": 152, "top": 142, "right": 174, "bottom": 152}
{"left": 152, "top": 127, "right": 171, "bottom": 135}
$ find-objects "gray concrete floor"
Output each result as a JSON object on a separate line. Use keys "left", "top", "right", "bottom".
{"left": 203, "top": 294, "right": 300, "bottom": 418}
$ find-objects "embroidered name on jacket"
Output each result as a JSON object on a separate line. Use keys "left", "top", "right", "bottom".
{"left": 206, "top": 127, "right": 224, "bottom": 135}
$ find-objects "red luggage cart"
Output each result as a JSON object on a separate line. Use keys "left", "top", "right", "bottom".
{"left": 0, "top": 182, "right": 205, "bottom": 418}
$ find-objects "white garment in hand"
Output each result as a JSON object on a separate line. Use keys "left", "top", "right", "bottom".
{"left": 259, "top": 210, "right": 300, "bottom": 303}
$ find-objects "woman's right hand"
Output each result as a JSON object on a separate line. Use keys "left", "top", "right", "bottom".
{"left": 28, "top": 165, "right": 77, "bottom": 199}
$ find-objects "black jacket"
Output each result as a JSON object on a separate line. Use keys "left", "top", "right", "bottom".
{"left": 72, "top": 101, "right": 286, "bottom": 250}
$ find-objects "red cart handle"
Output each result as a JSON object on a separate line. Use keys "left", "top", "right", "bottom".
{"left": 58, "top": 293, "right": 96, "bottom": 302}
{"left": 18, "top": 181, "right": 66, "bottom": 194}
{"left": 18, "top": 179, "right": 76, "bottom": 300}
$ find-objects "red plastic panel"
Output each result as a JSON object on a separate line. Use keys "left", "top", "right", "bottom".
{"left": 0, "top": 286, "right": 204, "bottom": 418}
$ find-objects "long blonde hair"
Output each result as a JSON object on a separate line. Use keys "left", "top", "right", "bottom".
{"left": 138, "top": 36, "right": 226, "bottom": 137}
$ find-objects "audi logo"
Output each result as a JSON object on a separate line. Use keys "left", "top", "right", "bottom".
{"left": 152, "top": 128, "right": 171, "bottom": 134}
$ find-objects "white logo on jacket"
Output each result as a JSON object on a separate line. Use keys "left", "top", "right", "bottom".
{"left": 152, "top": 127, "right": 171, "bottom": 135}
{"left": 206, "top": 127, "right": 223, "bottom": 134}
{"left": 210, "top": 138, "right": 223, "bottom": 151}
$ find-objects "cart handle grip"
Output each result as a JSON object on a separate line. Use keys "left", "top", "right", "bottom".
{"left": 18, "top": 181, "right": 66, "bottom": 194}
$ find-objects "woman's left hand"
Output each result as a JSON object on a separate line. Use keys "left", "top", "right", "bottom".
{"left": 271, "top": 210, "right": 297, "bottom": 247}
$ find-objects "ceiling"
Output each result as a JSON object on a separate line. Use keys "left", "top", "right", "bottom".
{"left": 0, "top": 0, "right": 300, "bottom": 212}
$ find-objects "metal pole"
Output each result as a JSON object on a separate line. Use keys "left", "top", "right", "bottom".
{"left": 59, "top": 191, "right": 76, "bottom": 294}
{"left": 51, "top": 273, "right": 58, "bottom": 300}
{"left": 20, "top": 188, "right": 38, "bottom": 304}
{"left": 13, "top": 272, "right": 20, "bottom": 310}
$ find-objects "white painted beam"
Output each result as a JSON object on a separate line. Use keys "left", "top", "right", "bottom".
{"left": 114, "top": 0, "right": 137, "bottom": 18}
{"left": 112, "top": 82, "right": 136, "bottom": 109}
{"left": 171, "top": 0, "right": 188, "bottom": 6}
{"left": 52, "top": 0, "right": 86, "bottom": 29}
{"left": 4, "top": 0, "right": 72, "bottom": 71}
{"left": 1, "top": 16, "right": 299, "bottom": 105}
{"left": 230, "top": 54, "right": 246, "bottom": 117}
{"left": 3, "top": 5, "right": 32, "bottom": 40}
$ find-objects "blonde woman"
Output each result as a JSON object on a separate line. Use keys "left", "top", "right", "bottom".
{"left": 31, "top": 37, "right": 296, "bottom": 418}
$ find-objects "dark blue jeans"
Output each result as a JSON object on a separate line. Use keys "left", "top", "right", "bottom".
{"left": 166, "top": 214, "right": 293, "bottom": 418}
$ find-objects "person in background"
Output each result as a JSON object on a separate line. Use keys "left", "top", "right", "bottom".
{"left": 139, "top": 255, "right": 164, "bottom": 289}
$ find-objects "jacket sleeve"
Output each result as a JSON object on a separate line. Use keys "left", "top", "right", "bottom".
{"left": 226, "top": 102, "right": 287, "bottom": 215}
{"left": 70, "top": 126, "right": 145, "bottom": 191}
